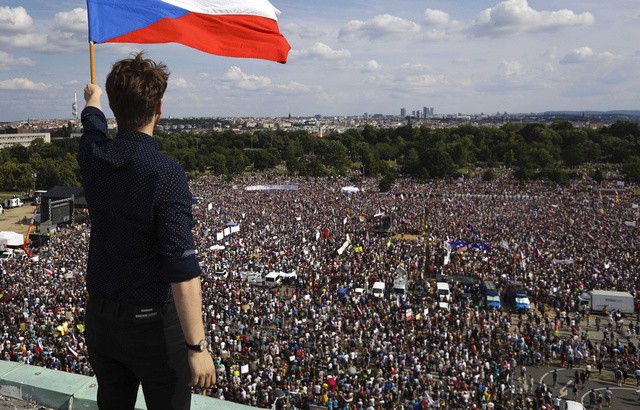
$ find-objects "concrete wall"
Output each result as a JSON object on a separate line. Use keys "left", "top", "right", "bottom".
{"left": 0, "top": 361, "right": 252, "bottom": 409}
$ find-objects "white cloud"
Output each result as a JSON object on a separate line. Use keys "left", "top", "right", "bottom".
{"left": 0, "top": 7, "right": 47, "bottom": 50}
{"left": 46, "top": 8, "right": 88, "bottom": 51}
{"left": 367, "top": 63, "right": 456, "bottom": 91}
{"left": 560, "top": 47, "right": 618, "bottom": 64}
{"left": 424, "top": 9, "right": 451, "bottom": 27}
{"left": 0, "top": 6, "right": 33, "bottom": 33}
{"left": 366, "top": 74, "right": 398, "bottom": 87}
{"left": 171, "top": 77, "right": 194, "bottom": 89}
{"left": 276, "top": 81, "right": 324, "bottom": 94}
{"left": 422, "top": 9, "right": 465, "bottom": 40}
{"left": 292, "top": 42, "right": 351, "bottom": 60}
{"left": 500, "top": 60, "right": 525, "bottom": 77}
{"left": 0, "top": 32, "right": 48, "bottom": 49}
{"left": 470, "top": 0, "right": 594, "bottom": 37}
{"left": 362, "top": 60, "right": 382, "bottom": 72}
{"left": 0, "top": 51, "right": 35, "bottom": 71}
{"left": 477, "top": 59, "right": 555, "bottom": 93}
{"left": 284, "top": 23, "right": 325, "bottom": 39}
{"left": 339, "top": 14, "right": 420, "bottom": 42}
{"left": 452, "top": 57, "right": 484, "bottom": 65}
{"left": 0, "top": 6, "right": 86, "bottom": 52}
{"left": 53, "top": 8, "right": 86, "bottom": 33}
{"left": 223, "top": 66, "right": 271, "bottom": 90}
{"left": 405, "top": 73, "right": 449, "bottom": 87}
{"left": 0, "top": 77, "right": 49, "bottom": 90}
{"left": 598, "top": 65, "right": 635, "bottom": 85}
{"left": 399, "top": 63, "right": 433, "bottom": 72}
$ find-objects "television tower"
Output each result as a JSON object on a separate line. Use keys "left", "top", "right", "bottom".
{"left": 72, "top": 93, "right": 78, "bottom": 120}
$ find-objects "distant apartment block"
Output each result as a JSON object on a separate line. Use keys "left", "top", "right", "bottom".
{"left": 0, "top": 132, "right": 51, "bottom": 150}
{"left": 402, "top": 106, "right": 434, "bottom": 118}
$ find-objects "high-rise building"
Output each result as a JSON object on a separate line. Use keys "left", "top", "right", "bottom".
{"left": 400, "top": 108, "right": 406, "bottom": 117}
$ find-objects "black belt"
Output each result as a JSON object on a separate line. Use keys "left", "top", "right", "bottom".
{"left": 89, "top": 295, "right": 173, "bottom": 322}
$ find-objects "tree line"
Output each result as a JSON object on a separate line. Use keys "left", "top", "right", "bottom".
{"left": 1, "top": 120, "right": 639, "bottom": 193}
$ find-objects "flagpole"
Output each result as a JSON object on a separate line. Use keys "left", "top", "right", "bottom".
{"left": 89, "top": 41, "right": 96, "bottom": 84}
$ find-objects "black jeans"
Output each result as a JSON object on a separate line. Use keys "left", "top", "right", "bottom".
{"left": 85, "top": 298, "right": 191, "bottom": 409}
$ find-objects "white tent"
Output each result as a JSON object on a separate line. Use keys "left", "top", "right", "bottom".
{"left": 0, "top": 231, "right": 23, "bottom": 247}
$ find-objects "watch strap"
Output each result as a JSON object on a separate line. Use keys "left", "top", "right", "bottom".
{"left": 185, "top": 339, "right": 207, "bottom": 351}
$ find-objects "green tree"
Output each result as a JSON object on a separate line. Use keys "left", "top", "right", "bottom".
{"left": 622, "top": 156, "right": 640, "bottom": 182}
{"left": 482, "top": 169, "right": 497, "bottom": 182}
{"left": 0, "top": 160, "right": 35, "bottom": 190}
{"left": 401, "top": 147, "right": 420, "bottom": 176}
{"left": 424, "top": 142, "right": 456, "bottom": 179}
{"left": 225, "top": 149, "right": 250, "bottom": 174}
{"left": 379, "top": 172, "right": 396, "bottom": 192}
{"left": 592, "top": 168, "right": 604, "bottom": 183}
{"left": 318, "top": 140, "right": 349, "bottom": 173}
{"left": 250, "top": 148, "right": 281, "bottom": 171}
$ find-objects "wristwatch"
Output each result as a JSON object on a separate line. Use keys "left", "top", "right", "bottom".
{"left": 185, "top": 339, "right": 208, "bottom": 352}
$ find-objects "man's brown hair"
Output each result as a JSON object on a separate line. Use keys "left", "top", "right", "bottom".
{"left": 105, "top": 52, "right": 169, "bottom": 130}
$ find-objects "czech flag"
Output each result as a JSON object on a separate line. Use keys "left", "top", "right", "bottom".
{"left": 354, "top": 304, "right": 362, "bottom": 316}
{"left": 35, "top": 338, "right": 44, "bottom": 355}
{"left": 87, "top": 0, "right": 291, "bottom": 63}
{"left": 67, "top": 345, "right": 79, "bottom": 358}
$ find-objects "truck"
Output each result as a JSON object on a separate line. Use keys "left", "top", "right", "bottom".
{"left": 506, "top": 281, "right": 530, "bottom": 312}
{"left": 372, "top": 281, "right": 385, "bottom": 298}
{"left": 0, "top": 248, "right": 28, "bottom": 261}
{"left": 2, "top": 198, "right": 23, "bottom": 209}
{"left": 513, "top": 289, "right": 531, "bottom": 311}
{"left": 393, "top": 279, "right": 407, "bottom": 295}
{"left": 482, "top": 281, "right": 502, "bottom": 309}
{"left": 577, "top": 290, "right": 635, "bottom": 314}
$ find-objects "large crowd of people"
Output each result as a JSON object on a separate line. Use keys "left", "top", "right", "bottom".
{"left": 1, "top": 170, "right": 639, "bottom": 409}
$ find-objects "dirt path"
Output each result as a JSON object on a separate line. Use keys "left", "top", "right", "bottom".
{"left": 0, "top": 205, "right": 37, "bottom": 234}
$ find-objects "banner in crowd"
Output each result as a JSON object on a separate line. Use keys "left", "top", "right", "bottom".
{"left": 341, "top": 186, "right": 360, "bottom": 195}
{"left": 245, "top": 185, "right": 298, "bottom": 191}
{"left": 337, "top": 234, "right": 351, "bottom": 255}
{"left": 552, "top": 258, "right": 574, "bottom": 265}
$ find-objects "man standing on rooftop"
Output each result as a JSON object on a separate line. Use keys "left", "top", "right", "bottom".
{"left": 78, "top": 52, "right": 215, "bottom": 409}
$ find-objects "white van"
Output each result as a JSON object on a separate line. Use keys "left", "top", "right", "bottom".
{"left": 265, "top": 271, "right": 282, "bottom": 287}
{"left": 436, "top": 282, "right": 451, "bottom": 302}
{"left": 564, "top": 401, "right": 585, "bottom": 410}
{"left": 393, "top": 279, "right": 407, "bottom": 295}
{"left": 372, "top": 281, "right": 385, "bottom": 298}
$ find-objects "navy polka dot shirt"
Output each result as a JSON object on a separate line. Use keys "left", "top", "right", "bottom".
{"left": 78, "top": 106, "right": 201, "bottom": 304}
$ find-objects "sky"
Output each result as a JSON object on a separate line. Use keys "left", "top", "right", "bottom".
{"left": 1, "top": 0, "right": 639, "bottom": 121}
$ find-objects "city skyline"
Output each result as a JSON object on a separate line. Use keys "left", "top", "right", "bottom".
{"left": 1, "top": 0, "right": 639, "bottom": 122}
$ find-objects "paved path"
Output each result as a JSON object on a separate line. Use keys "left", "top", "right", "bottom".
{"left": 519, "top": 310, "right": 640, "bottom": 409}
{"left": 0, "top": 394, "right": 52, "bottom": 409}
